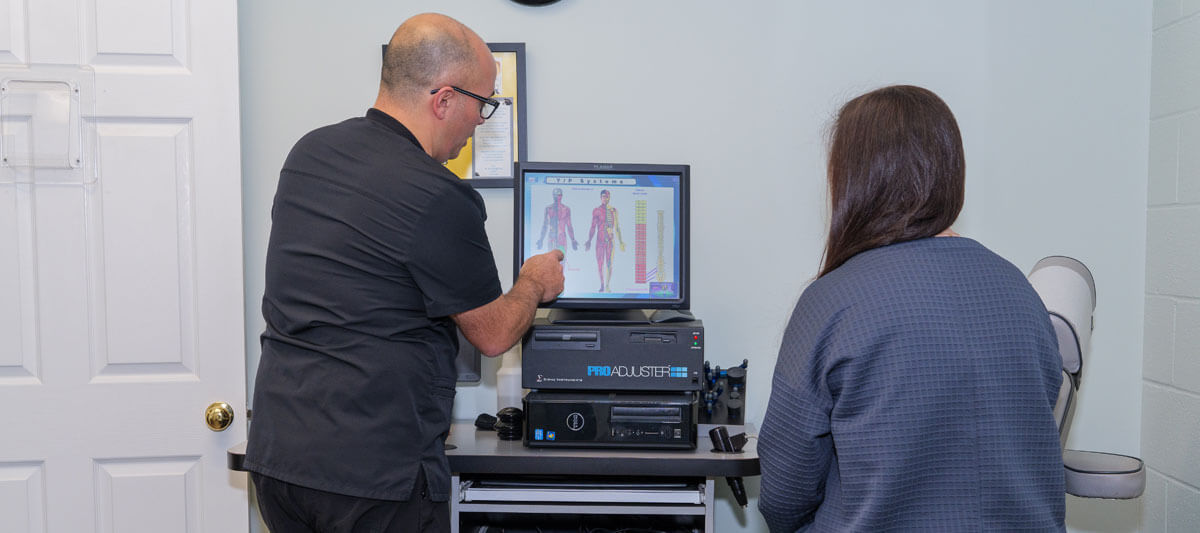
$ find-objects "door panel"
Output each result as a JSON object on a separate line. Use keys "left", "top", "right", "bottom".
{"left": 88, "top": 0, "right": 184, "bottom": 64}
{"left": 1, "top": 0, "right": 30, "bottom": 65}
{"left": 0, "top": 183, "right": 38, "bottom": 381}
{"left": 92, "top": 119, "right": 195, "bottom": 373}
{"left": 0, "top": 462, "right": 46, "bottom": 533}
{"left": 94, "top": 457, "right": 201, "bottom": 533}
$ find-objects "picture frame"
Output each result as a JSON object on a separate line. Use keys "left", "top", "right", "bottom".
{"left": 380, "top": 42, "right": 526, "bottom": 189}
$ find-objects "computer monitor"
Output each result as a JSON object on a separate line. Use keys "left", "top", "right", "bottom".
{"left": 514, "top": 162, "right": 690, "bottom": 317}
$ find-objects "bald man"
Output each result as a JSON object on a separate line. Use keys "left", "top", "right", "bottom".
{"left": 244, "top": 13, "right": 564, "bottom": 533}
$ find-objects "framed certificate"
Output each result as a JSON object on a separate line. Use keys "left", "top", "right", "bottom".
{"left": 458, "top": 43, "right": 525, "bottom": 188}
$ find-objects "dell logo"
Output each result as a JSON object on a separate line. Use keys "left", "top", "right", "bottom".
{"left": 566, "top": 412, "right": 585, "bottom": 431}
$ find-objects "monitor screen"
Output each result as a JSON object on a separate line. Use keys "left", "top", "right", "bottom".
{"left": 514, "top": 162, "right": 689, "bottom": 310}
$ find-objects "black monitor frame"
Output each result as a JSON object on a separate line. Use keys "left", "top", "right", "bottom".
{"left": 513, "top": 161, "right": 690, "bottom": 311}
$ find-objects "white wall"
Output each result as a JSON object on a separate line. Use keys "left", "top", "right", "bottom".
{"left": 1142, "top": 1, "right": 1200, "bottom": 531}
{"left": 237, "top": 1, "right": 1151, "bottom": 531}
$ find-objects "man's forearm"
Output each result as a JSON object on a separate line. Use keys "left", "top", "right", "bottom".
{"left": 497, "top": 277, "right": 542, "bottom": 342}
{"left": 454, "top": 276, "right": 543, "bottom": 357}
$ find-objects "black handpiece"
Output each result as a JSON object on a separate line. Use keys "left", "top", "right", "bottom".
{"left": 474, "top": 413, "right": 498, "bottom": 430}
{"left": 709, "top": 426, "right": 748, "bottom": 508}
{"left": 494, "top": 407, "right": 524, "bottom": 440}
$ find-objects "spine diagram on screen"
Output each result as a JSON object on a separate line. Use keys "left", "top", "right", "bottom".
{"left": 656, "top": 210, "right": 666, "bottom": 282}
{"left": 635, "top": 200, "right": 647, "bottom": 283}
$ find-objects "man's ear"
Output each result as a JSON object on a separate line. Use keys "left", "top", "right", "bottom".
{"left": 430, "top": 88, "right": 452, "bottom": 120}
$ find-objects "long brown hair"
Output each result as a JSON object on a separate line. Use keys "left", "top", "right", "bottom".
{"left": 820, "top": 85, "right": 965, "bottom": 277}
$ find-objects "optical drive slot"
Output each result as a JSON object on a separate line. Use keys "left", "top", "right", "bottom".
{"left": 533, "top": 331, "right": 599, "bottom": 342}
{"left": 610, "top": 406, "right": 682, "bottom": 423}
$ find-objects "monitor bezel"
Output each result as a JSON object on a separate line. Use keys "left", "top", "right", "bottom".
{"left": 513, "top": 161, "right": 690, "bottom": 310}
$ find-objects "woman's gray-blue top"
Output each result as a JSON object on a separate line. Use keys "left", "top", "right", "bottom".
{"left": 758, "top": 237, "right": 1064, "bottom": 532}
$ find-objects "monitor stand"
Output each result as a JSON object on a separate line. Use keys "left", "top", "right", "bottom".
{"left": 648, "top": 309, "right": 696, "bottom": 323}
{"left": 547, "top": 309, "right": 648, "bottom": 324}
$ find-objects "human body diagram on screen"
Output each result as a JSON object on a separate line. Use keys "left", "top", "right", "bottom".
{"left": 526, "top": 179, "right": 677, "bottom": 300}
{"left": 536, "top": 188, "right": 579, "bottom": 253}
{"left": 584, "top": 189, "right": 625, "bottom": 292}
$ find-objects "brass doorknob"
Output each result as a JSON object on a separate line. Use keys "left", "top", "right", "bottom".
{"left": 205, "top": 402, "right": 234, "bottom": 432}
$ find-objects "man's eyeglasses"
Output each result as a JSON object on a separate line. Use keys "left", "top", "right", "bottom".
{"left": 430, "top": 86, "right": 500, "bottom": 120}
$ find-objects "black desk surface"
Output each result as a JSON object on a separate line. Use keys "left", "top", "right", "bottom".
{"left": 228, "top": 422, "right": 759, "bottom": 478}
{"left": 446, "top": 422, "right": 759, "bottom": 478}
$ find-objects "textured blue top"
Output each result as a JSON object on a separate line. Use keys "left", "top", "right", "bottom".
{"left": 758, "top": 237, "right": 1065, "bottom": 532}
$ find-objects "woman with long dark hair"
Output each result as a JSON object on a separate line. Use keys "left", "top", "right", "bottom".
{"left": 757, "top": 86, "right": 1064, "bottom": 532}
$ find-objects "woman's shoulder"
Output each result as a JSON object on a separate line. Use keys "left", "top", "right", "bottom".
{"left": 808, "top": 237, "right": 1023, "bottom": 304}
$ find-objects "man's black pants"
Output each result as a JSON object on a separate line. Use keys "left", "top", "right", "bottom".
{"left": 251, "top": 469, "right": 450, "bottom": 533}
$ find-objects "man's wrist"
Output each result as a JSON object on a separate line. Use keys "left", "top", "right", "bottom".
{"left": 515, "top": 275, "right": 545, "bottom": 304}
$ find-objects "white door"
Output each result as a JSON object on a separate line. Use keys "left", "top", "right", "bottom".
{"left": 0, "top": 1, "right": 247, "bottom": 532}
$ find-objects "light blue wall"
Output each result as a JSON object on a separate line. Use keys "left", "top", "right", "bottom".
{"left": 237, "top": 2, "right": 1150, "bottom": 531}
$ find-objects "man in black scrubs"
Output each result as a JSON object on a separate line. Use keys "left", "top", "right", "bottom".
{"left": 243, "top": 13, "right": 565, "bottom": 533}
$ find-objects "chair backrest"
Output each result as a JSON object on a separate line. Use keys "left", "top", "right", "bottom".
{"left": 1029, "top": 257, "right": 1092, "bottom": 444}
{"left": 1028, "top": 256, "right": 1144, "bottom": 500}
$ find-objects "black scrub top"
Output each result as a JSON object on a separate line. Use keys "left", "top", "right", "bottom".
{"left": 244, "top": 108, "right": 503, "bottom": 501}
